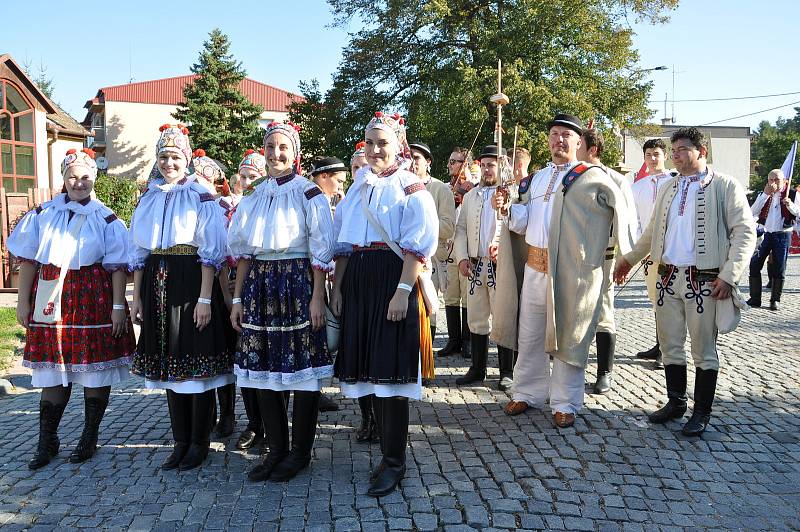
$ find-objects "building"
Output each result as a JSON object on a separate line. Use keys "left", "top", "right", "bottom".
{"left": 622, "top": 124, "right": 751, "bottom": 188}
{"left": 0, "top": 53, "right": 90, "bottom": 194}
{"left": 82, "top": 75, "right": 298, "bottom": 179}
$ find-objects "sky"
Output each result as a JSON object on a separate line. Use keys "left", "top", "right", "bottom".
{"left": 3, "top": 0, "right": 799, "bottom": 133}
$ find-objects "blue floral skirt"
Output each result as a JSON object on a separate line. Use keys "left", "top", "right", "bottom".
{"left": 234, "top": 258, "right": 332, "bottom": 387}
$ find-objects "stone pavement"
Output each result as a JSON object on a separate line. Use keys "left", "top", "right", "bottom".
{"left": 1, "top": 259, "right": 800, "bottom": 531}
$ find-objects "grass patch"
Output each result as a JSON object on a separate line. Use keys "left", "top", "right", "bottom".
{"left": 0, "top": 307, "right": 25, "bottom": 372}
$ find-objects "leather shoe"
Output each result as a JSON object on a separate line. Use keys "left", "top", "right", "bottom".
{"left": 455, "top": 367, "right": 485, "bottom": 385}
{"left": 497, "top": 375, "right": 513, "bottom": 391}
{"left": 161, "top": 443, "right": 189, "bottom": 471}
{"left": 648, "top": 400, "right": 687, "bottom": 423}
{"left": 636, "top": 343, "right": 660, "bottom": 360}
{"left": 367, "top": 463, "right": 405, "bottom": 497}
{"left": 503, "top": 400, "right": 529, "bottom": 416}
{"left": 236, "top": 429, "right": 262, "bottom": 450}
{"left": 593, "top": 373, "right": 612, "bottom": 394}
{"left": 553, "top": 412, "right": 575, "bottom": 428}
{"left": 681, "top": 410, "right": 710, "bottom": 437}
{"left": 653, "top": 355, "right": 664, "bottom": 369}
{"left": 248, "top": 452, "right": 286, "bottom": 481}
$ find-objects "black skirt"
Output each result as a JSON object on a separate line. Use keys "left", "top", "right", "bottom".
{"left": 334, "top": 249, "right": 420, "bottom": 384}
{"left": 131, "top": 254, "right": 235, "bottom": 383}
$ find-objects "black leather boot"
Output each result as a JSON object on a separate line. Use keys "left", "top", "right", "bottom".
{"left": 747, "top": 275, "right": 762, "bottom": 307}
{"left": 162, "top": 391, "right": 191, "bottom": 470}
{"left": 28, "top": 401, "right": 67, "bottom": 470}
{"left": 270, "top": 391, "right": 321, "bottom": 481}
{"left": 318, "top": 393, "right": 340, "bottom": 412}
{"left": 356, "top": 395, "right": 377, "bottom": 443}
{"left": 237, "top": 387, "right": 263, "bottom": 450}
{"left": 69, "top": 396, "right": 109, "bottom": 463}
{"left": 179, "top": 390, "right": 215, "bottom": 470}
{"left": 648, "top": 365, "right": 688, "bottom": 423}
{"left": 593, "top": 332, "right": 615, "bottom": 394}
{"left": 438, "top": 306, "right": 462, "bottom": 356}
{"left": 368, "top": 397, "right": 408, "bottom": 497}
{"left": 460, "top": 307, "right": 472, "bottom": 359}
{"left": 682, "top": 368, "right": 718, "bottom": 437}
{"left": 770, "top": 278, "right": 784, "bottom": 311}
{"left": 213, "top": 383, "right": 236, "bottom": 438}
{"left": 456, "top": 333, "right": 487, "bottom": 385}
{"left": 369, "top": 395, "right": 385, "bottom": 482}
{"left": 248, "top": 390, "right": 290, "bottom": 481}
{"left": 497, "top": 346, "right": 515, "bottom": 391}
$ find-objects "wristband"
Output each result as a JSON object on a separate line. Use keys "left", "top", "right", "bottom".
{"left": 232, "top": 297, "right": 242, "bottom": 305}
{"left": 197, "top": 297, "right": 212, "bottom": 305}
{"left": 112, "top": 304, "right": 126, "bottom": 310}
{"left": 397, "top": 282, "right": 413, "bottom": 293}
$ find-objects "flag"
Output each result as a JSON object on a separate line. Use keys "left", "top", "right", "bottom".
{"left": 781, "top": 140, "right": 797, "bottom": 186}
{"left": 634, "top": 162, "right": 648, "bottom": 182}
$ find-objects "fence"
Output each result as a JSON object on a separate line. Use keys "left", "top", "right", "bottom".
{"left": 0, "top": 188, "right": 54, "bottom": 292}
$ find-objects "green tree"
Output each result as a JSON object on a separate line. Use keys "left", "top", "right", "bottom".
{"left": 750, "top": 107, "right": 800, "bottom": 192}
{"left": 173, "top": 29, "right": 263, "bottom": 170}
{"left": 22, "top": 59, "right": 55, "bottom": 101}
{"left": 291, "top": 0, "right": 678, "bottom": 177}
{"left": 94, "top": 172, "right": 140, "bottom": 225}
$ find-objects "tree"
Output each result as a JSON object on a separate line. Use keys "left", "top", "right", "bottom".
{"left": 291, "top": 0, "right": 678, "bottom": 178}
{"left": 22, "top": 59, "right": 55, "bottom": 101}
{"left": 174, "top": 29, "right": 263, "bottom": 170}
{"left": 750, "top": 107, "right": 800, "bottom": 192}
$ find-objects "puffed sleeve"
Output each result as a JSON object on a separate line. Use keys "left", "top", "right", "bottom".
{"left": 6, "top": 208, "right": 41, "bottom": 262}
{"left": 127, "top": 208, "right": 150, "bottom": 271}
{"left": 102, "top": 214, "right": 129, "bottom": 272}
{"left": 399, "top": 189, "right": 439, "bottom": 262}
{"left": 304, "top": 187, "right": 335, "bottom": 271}
{"left": 194, "top": 197, "right": 229, "bottom": 271}
{"left": 507, "top": 203, "right": 529, "bottom": 234}
{"left": 332, "top": 186, "right": 354, "bottom": 259}
{"left": 227, "top": 198, "right": 257, "bottom": 259}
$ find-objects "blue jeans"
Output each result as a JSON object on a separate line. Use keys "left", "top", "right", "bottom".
{"left": 749, "top": 231, "right": 790, "bottom": 280}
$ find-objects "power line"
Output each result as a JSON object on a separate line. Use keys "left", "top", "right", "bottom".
{"left": 700, "top": 99, "right": 800, "bottom": 126}
{"left": 649, "top": 90, "right": 800, "bottom": 103}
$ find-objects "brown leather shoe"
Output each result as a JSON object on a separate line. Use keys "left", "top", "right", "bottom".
{"left": 553, "top": 411, "right": 575, "bottom": 428}
{"left": 503, "top": 400, "right": 530, "bottom": 416}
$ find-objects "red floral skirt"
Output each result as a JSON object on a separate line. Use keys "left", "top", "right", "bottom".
{"left": 23, "top": 263, "right": 135, "bottom": 372}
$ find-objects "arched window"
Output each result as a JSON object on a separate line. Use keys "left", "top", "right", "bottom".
{"left": 0, "top": 80, "right": 36, "bottom": 192}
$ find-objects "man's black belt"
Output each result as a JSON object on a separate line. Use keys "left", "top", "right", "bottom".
{"left": 658, "top": 264, "right": 719, "bottom": 283}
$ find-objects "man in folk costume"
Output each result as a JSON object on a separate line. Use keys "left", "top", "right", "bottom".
{"left": 439, "top": 147, "right": 476, "bottom": 359}
{"left": 454, "top": 145, "right": 515, "bottom": 385}
{"left": 747, "top": 168, "right": 798, "bottom": 310}
{"left": 576, "top": 127, "right": 636, "bottom": 394}
{"left": 409, "top": 142, "right": 456, "bottom": 341}
{"left": 494, "top": 114, "right": 636, "bottom": 428}
{"left": 615, "top": 127, "right": 755, "bottom": 437}
{"left": 631, "top": 138, "right": 677, "bottom": 368}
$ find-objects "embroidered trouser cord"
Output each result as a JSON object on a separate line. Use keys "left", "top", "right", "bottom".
{"left": 465, "top": 258, "right": 497, "bottom": 335}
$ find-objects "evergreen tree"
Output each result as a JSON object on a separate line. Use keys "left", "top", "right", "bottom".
{"left": 174, "top": 29, "right": 263, "bottom": 170}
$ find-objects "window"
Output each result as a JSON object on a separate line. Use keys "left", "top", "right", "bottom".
{"left": 0, "top": 80, "right": 36, "bottom": 192}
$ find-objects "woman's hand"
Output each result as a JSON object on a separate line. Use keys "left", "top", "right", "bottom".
{"left": 16, "top": 300, "right": 30, "bottom": 328}
{"left": 129, "top": 299, "right": 143, "bottom": 325}
{"left": 230, "top": 302, "right": 243, "bottom": 332}
{"left": 194, "top": 301, "right": 211, "bottom": 331}
{"left": 310, "top": 295, "right": 325, "bottom": 331}
{"left": 386, "top": 289, "right": 410, "bottom": 322}
{"left": 330, "top": 288, "right": 343, "bottom": 318}
{"left": 111, "top": 308, "right": 127, "bottom": 338}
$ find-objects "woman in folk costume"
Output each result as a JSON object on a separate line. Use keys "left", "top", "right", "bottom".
{"left": 9, "top": 148, "right": 135, "bottom": 469}
{"left": 331, "top": 112, "right": 439, "bottom": 497}
{"left": 128, "top": 124, "right": 235, "bottom": 471}
{"left": 228, "top": 121, "right": 335, "bottom": 482}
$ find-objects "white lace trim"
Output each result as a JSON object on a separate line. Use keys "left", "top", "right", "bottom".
{"left": 23, "top": 357, "right": 132, "bottom": 372}
{"left": 241, "top": 320, "right": 310, "bottom": 332}
{"left": 234, "top": 363, "right": 333, "bottom": 384}
{"left": 28, "top": 323, "right": 112, "bottom": 329}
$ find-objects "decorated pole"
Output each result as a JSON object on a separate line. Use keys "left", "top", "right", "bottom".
{"left": 490, "top": 59, "right": 512, "bottom": 218}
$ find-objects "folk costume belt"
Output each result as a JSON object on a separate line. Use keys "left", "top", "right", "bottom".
{"left": 526, "top": 245, "right": 548, "bottom": 274}
{"left": 658, "top": 264, "right": 719, "bottom": 283}
{"left": 152, "top": 244, "right": 198, "bottom": 256}
{"left": 353, "top": 242, "right": 391, "bottom": 252}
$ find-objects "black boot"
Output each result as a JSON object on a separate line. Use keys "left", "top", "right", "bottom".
{"left": 249, "top": 390, "right": 289, "bottom": 481}
{"left": 497, "top": 346, "right": 515, "bottom": 391}
{"left": 747, "top": 275, "right": 762, "bottom": 308}
{"left": 237, "top": 387, "right": 263, "bottom": 450}
{"left": 369, "top": 395, "right": 385, "bottom": 482}
{"left": 682, "top": 368, "right": 718, "bottom": 437}
{"left": 438, "top": 306, "right": 462, "bottom": 356}
{"left": 456, "top": 333, "right": 487, "bottom": 385}
{"left": 69, "top": 396, "right": 109, "bottom": 463}
{"left": 593, "top": 332, "right": 615, "bottom": 394}
{"left": 368, "top": 397, "right": 408, "bottom": 497}
{"left": 213, "top": 384, "right": 236, "bottom": 439}
{"left": 318, "top": 393, "right": 340, "bottom": 412}
{"left": 162, "top": 391, "right": 191, "bottom": 470}
{"left": 356, "top": 395, "right": 377, "bottom": 443}
{"left": 28, "top": 401, "right": 67, "bottom": 470}
{"left": 636, "top": 342, "right": 660, "bottom": 360}
{"left": 770, "top": 278, "right": 784, "bottom": 311}
{"left": 179, "top": 390, "right": 215, "bottom": 471}
{"left": 648, "top": 365, "right": 688, "bottom": 423}
{"left": 270, "top": 391, "right": 321, "bottom": 481}
{"left": 461, "top": 307, "right": 472, "bottom": 359}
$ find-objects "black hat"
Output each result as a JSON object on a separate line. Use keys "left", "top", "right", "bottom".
{"left": 408, "top": 142, "right": 432, "bottom": 161}
{"left": 477, "top": 145, "right": 507, "bottom": 160}
{"left": 310, "top": 156, "right": 346, "bottom": 175}
{"left": 546, "top": 113, "right": 584, "bottom": 135}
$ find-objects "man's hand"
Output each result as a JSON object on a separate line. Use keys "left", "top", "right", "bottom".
{"left": 458, "top": 259, "right": 472, "bottom": 277}
{"left": 491, "top": 188, "right": 509, "bottom": 214}
{"left": 488, "top": 243, "right": 499, "bottom": 262}
{"left": 709, "top": 278, "right": 732, "bottom": 300}
{"left": 765, "top": 182, "right": 778, "bottom": 195}
{"left": 613, "top": 258, "right": 632, "bottom": 285}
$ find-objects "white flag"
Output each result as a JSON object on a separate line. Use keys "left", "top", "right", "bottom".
{"left": 781, "top": 140, "right": 797, "bottom": 186}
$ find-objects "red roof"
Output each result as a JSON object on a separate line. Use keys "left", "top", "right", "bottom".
{"left": 86, "top": 75, "right": 299, "bottom": 112}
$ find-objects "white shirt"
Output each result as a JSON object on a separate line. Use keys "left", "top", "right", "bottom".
{"left": 478, "top": 186, "right": 500, "bottom": 257}
{"left": 7, "top": 194, "right": 129, "bottom": 270}
{"left": 227, "top": 173, "right": 336, "bottom": 271}
{"left": 631, "top": 171, "right": 674, "bottom": 240}
{"left": 507, "top": 162, "right": 575, "bottom": 247}
{"left": 334, "top": 166, "right": 439, "bottom": 261}
{"left": 751, "top": 190, "right": 800, "bottom": 233}
{"left": 128, "top": 175, "right": 230, "bottom": 270}
{"left": 662, "top": 171, "right": 711, "bottom": 267}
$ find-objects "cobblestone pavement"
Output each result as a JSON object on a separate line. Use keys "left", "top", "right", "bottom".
{"left": 1, "top": 259, "right": 799, "bottom": 531}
